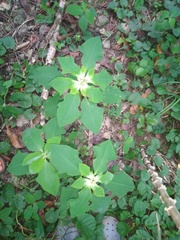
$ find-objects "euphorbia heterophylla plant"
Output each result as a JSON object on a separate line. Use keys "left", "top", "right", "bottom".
{"left": 50, "top": 37, "right": 113, "bottom": 134}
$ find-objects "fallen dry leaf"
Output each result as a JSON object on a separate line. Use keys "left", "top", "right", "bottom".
{"left": 130, "top": 104, "right": 139, "bottom": 115}
{"left": 6, "top": 126, "right": 23, "bottom": 149}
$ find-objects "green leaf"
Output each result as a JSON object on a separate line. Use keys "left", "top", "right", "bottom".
{"left": 86, "top": 87, "right": 103, "bottom": 103}
{"left": 99, "top": 171, "right": 114, "bottom": 185}
{"left": 24, "top": 206, "right": 33, "bottom": 221}
{"left": 86, "top": 10, "right": 95, "bottom": 24}
{"left": 23, "top": 152, "right": 43, "bottom": 166}
{"left": 103, "top": 86, "right": 124, "bottom": 104}
{"left": 66, "top": 4, "right": 83, "bottom": 16}
{"left": 106, "top": 171, "right": 135, "bottom": 198}
{"left": 50, "top": 77, "right": 73, "bottom": 95}
{"left": 135, "top": 67, "right": 148, "bottom": 77}
{"left": 28, "top": 65, "right": 61, "bottom": 89}
{"left": 90, "top": 195, "right": 111, "bottom": 213}
{"left": 0, "top": 44, "right": 6, "bottom": 56}
{"left": 76, "top": 214, "right": 96, "bottom": 238}
{"left": 80, "top": 98, "right": 103, "bottom": 134}
{"left": 93, "top": 69, "right": 111, "bottom": 90}
{"left": 69, "top": 188, "right": 91, "bottom": 218}
{"left": 22, "top": 128, "right": 44, "bottom": 152}
{"left": 79, "top": 37, "right": 102, "bottom": 70}
{"left": 79, "top": 163, "right": 91, "bottom": 176}
{"left": 37, "top": 160, "right": 59, "bottom": 196}
{"left": 123, "top": 136, "right": 134, "bottom": 154}
{"left": 50, "top": 144, "right": 82, "bottom": 175}
{"left": 45, "top": 208, "right": 59, "bottom": 223}
{"left": 60, "top": 187, "right": 79, "bottom": 211}
{"left": 134, "top": 0, "right": 144, "bottom": 11}
{"left": 133, "top": 199, "right": 148, "bottom": 217}
{"left": 169, "top": 17, "right": 175, "bottom": 28}
{"left": 43, "top": 95, "right": 60, "bottom": 118}
{"left": 93, "top": 185, "right": 105, "bottom": 197}
{"left": 29, "top": 157, "right": 45, "bottom": 174}
{"left": 71, "top": 177, "right": 85, "bottom": 189}
{"left": 58, "top": 56, "right": 80, "bottom": 75}
{"left": 7, "top": 152, "right": 29, "bottom": 176}
{"left": 79, "top": 14, "right": 88, "bottom": 32}
{"left": 3, "top": 183, "right": 15, "bottom": 201}
{"left": 43, "top": 117, "right": 63, "bottom": 139}
{"left": 93, "top": 140, "right": 116, "bottom": 175}
{"left": 2, "top": 36, "right": 15, "bottom": 49}
{"left": 57, "top": 94, "right": 80, "bottom": 127}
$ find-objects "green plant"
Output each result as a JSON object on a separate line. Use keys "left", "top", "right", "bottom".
{"left": 66, "top": 1, "right": 96, "bottom": 32}
{"left": 0, "top": 36, "right": 15, "bottom": 64}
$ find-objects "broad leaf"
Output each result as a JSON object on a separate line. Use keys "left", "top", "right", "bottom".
{"left": 22, "top": 128, "right": 44, "bottom": 152}
{"left": 23, "top": 152, "right": 43, "bottom": 166}
{"left": 58, "top": 56, "right": 80, "bottom": 75}
{"left": 69, "top": 188, "right": 91, "bottom": 218}
{"left": 7, "top": 152, "right": 29, "bottom": 176}
{"left": 57, "top": 94, "right": 80, "bottom": 127}
{"left": 106, "top": 171, "right": 135, "bottom": 198}
{"left": 66, "top": 4, "right": 83, "bottom": 16}
{"left": 76, "top": 214, "right": 96, "bottom": 238}
{"left": 79, "top": 14, "right": 88, "bottom": 32}
{"left": 93, "top": 185, "right": 105, "bottom": 197}
{"left": 50, "top": 77, "right": 73, "bottom": 95}
{"left": 80, "top": 98, "right": 103, "bottom": 134}
{"left": 60, "top": 187, "right": 79, "bottom": 211}
{"left": 29, "top": 157, "right": 45, "bottom": 174}
{"left": 79, "top": 163, "right": 91, "bottom": 176}
{"left": 79, "top": 37, "right": 102, "bottom": 70}
{"left": 93, "top": 140, "right": 116, "bottom": 174}
{"left": 28, "top": 65, "right": 61, "bottom": 89}
{"left": 43, "top": 117, "right": 64, "bottom": 139}
{"left": 37, "top": 160, "right": 59, "bottom": 196}
{"left": 90, "top": 195, "right": 111, "bottom": 213}
{"left": 123, "top": 136, "right": 134, "bottom": 154}
{"left": 93, "top": 69, "right": 111, "bottom": 90}
{"left": 71, "top": 177, "right": 85, "bottom": 189}
{"left": 43, "top": 95, "right": 60, "bottom": 118}
{"left": 50, "top": 144, "right": 82, "bottom": 175}
{"left": 99, "top": 171, "right": 114, "bottom": 185}
{"left": 86, "top": 87, "right": 103, "bottom": 103}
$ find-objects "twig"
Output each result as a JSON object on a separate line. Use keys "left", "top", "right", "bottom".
{"left": 141, "top": 148, "right": 180, "bottom": 230}
{"left": 40, "top": 0, "right": 66, "bottom": 126}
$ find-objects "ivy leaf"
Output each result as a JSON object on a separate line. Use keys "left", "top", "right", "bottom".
{"left": 79, "top": 37, "right": 102, "bottom": 70}
{"left": 106, "top": 171, "right": 135, "bottom": 198}
{"left": 37, "top": 160, "right": 59, "bottom": 196}
{"left": 50, "top": 144, "right": 82, "bottom": 176}
{"left": 22, "top": 128, "right": 44, "bottom": 152}
{"left": 80, "top": 98, "right": 103, "bottom": 134}
{"left": 58, "top": 56, "right": 80, "bottom": 75}
{"left": 69, "top": 188, "right": 91, "bottom": 218}
{"left": 93, "top": 140, "right": 116, "bottom": 175}
{"left": 57, "top": 94, "right": 80, "bottom": 127}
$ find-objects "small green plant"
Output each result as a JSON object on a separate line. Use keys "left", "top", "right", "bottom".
{"left": 0, "top": 36, "right": 15, "bottom": 64}
{"left": 66, "top": 1, "right": 96, "bottom": 32}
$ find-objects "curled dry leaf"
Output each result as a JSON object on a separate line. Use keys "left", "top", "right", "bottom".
{"left": 6, "top": 126, "right": 23, "bottom": 149}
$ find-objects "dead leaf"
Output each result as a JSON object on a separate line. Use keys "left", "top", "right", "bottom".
{"left": 157, "top": 43, "right": 163, "bottom": 54}
{"left": 130, "top": 104, "right": 139, "bottom": 115}
{"left": 0, "top": 154, "right": 11, "bottom": 162}
{"left": 6, "top": 126, "right": 23, "bottom": 149}
{"left": 142, "top": 88, "right": 151, "bottom": 98}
